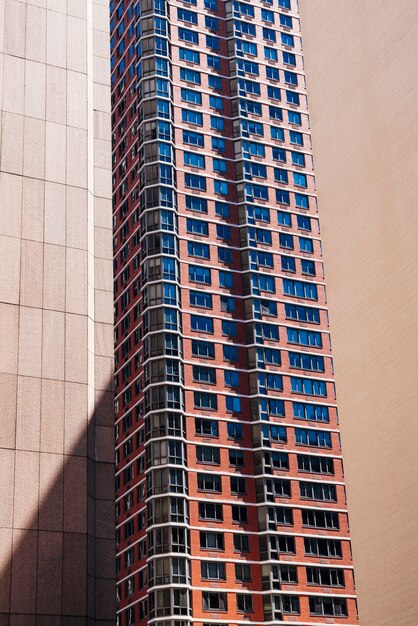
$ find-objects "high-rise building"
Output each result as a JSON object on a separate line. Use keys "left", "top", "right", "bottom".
{"left": 111, "top": 1, "right": 358, "bottom": 625}
{"left": 298, "top": 2, "right": 418, "bottom": 624}
{"left": 0, "top": 1, "right": 115, "bottom": 624}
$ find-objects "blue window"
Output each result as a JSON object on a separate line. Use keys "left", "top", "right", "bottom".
{"left": 292, "top": 152, "right": 305, "bottom": 167}
{"left": 288, "top": 110, "right": 302, "bottom": 125}
{"left": 243, "top": 141, "right": 265, "bottom": 159}
{"left": 236, "top": 40, "right": 257, "bottom": 56}
{"left": 273, "top": 147, "right": 286, "bottom": 163}
{"left": 179, "top": 28, "right": 199, "bottom": 44}
{"left": 219, "top": 270, "right": 234, "bottom": 288}
{"left": 301, "top": 259, "right": 316, "bottom": 276}
{"left": 297, "top": 214, "right": 311, "bottom": 230}
{"left": 182, "top": 109, "right": 203, "bottom": 125}
{"left": 264, "top": 47, "right": 278, "bottom": 61}
{"left": 234, "top": 2, "right": 255, "bottom": 17}
{"left": 242, "top": 120, "right": 264, "bottom": 137}
{"left": 194, "top": 392, "right": 217, "bottom": 410}
{"left": 263, "top": 27, "right": 276, "bottom": 42}
{"left": 191, "top": 315, "right": 213, "bottom": 333}
{"left": 271, "top": 127, "right": 285, "bottom": 141}
{"left": 281, "top": 256, "right": 296, "bottom": 272}
{"left": 212, "top": 137, "right": 226, "bottom": 152}
{"left": 205, "top": 16, "right": 219, "bottom": 30}
{"left": 240, "top": 99, "right": 262, "bottom": 116}
{"left": 190, "top": 291, "right": 212, "bottom": 309}
{"left": 227, "top": 422, "right": 243, "bottom": 439}
{"left": 261, "top": 8, "right": 274, "bottom": 22}
{"left": 192, "top": 339, "right": 215, "bottom": 358}
{"left": 275, "top": 168, "right": 288, "bottom": 184}
{"left": 186, "top": 196, "right": 207, "bottom": 213}
{"left": 237, "top": 59, "right": 259, "bottom": 76}
{"left": 283, "top": 279, "right": 318, "bottom": 300}
{"left": 222, "top": 320, "right": 237, "bottom": 337}
{"left": 208, "top": 75, "right": 222, "bottom": 90}
{"left": 210, "top": 95, "right": 223, "bottom": 110}
{"left": 205, "top": 0, "right": 218, "bottom": 9}
{"left": 181, "top": 88, "right": 202, "bottom": 106}
{"left": 266, "top": 66, "right": 280, "bottom": 81}
{"left": 221, "top": 295, "right": 235, "bottom": 311}
{"left": 287, "top": 327, "right": 322, "bottom": 347}
{"left": 180, "top": 68, "right": 201, "bottom": 84}
{"left": 286, "top": 90, "right": 300, "bottom": 105}
{"left": 290, "top": 352, "right": 324, "bottom": 372}
{"left": 189, "top": 265, "right": 211, "bottom": 285}
{"left": 238, "top": 79, "right": 261, "bottom": 96}
{"left": 268, "top": 86, "right": 281, "bottom": 101}
{"left": 180, "top": 48, "right": 199, "bottom": 63}
{"left": 283, "top": 51, "right": 296, "bottom": 66}
{"left": 293, "top": 402, "right": 329, "bottom": 423}
{"left": 251, "top": 274, "right": 276, "bottom": 294}
{"left": 294, "top": 172, "right": 307, "bottom": 188}
{"left": 290, "top": 130, "right": 303, "bottom": 145}
{"left": 183, "top": 130, "right": 204, "bottom": 147}
{"left": 280, "top": 14, "right": 293, "bottom": 28}
{"left": 285, "top": 304, "right": 320, "bottom": 324}
{"left": 184, "top": 151, "right": 205, "bottom": 169}
{"left": 207, "top": 55, "right": 221, "bottom": 70}
{"left": 281, "top": 32, "right": 294, "bottom": 46}
{"left": 213, "top": 158, "right": 227, "bottom": 174}
{"left": 206, "top": 35, "right": 220, "bottom": 50}
{"left": 215, "top": 202, "right": 230, "bottom": 218}
{"left": 246, "top": 183, "right": 269, "bottom": 201}
{"left": 269, "top": 106, "right": 283, "bottom": 121}
{"left": 278, "top": 211, "right": 292, "bottom": 227}
{"left": 215, "top": 181, "right": 228, "bottom": 196}
{"left": 292, "top": 378, "right": 327, "bottom": 398}
{"left": 187, "top": 218, "right": 208, "bottom": 235}
{"left": 295, "top": 428, "right": 331, "bottom": 447}
{"left": 210, "top": 116, "right": 224, "bottom": 131}
{"left": 188, "top": 241, "right": 209, "bottom": 259}
{"left": 280, "top": 233, "right": 294, "bottom": 249}
{"left": 226, "top": 396, "right": 241, "bottom": 413}
{"left": 295, "top": 193, "right": 310, "bottom": 209}
{"left": 235, "top": 20, "right": 256, "bottom": 37}
{"left": 178, "top": 8, "right": 198, "bottom": 25}
{"left": 185, "top": 173, "right": 206, "bottom": 191}
{"left": 285, "top": 71, "right": 298, "bottom": 86}
{"left": 224, "top": 345, "right": 238, "bottom": 362}
{"left": 299, "top": 237, "right": 314, "bottom": 253}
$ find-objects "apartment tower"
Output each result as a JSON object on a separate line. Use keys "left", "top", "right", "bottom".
{"left": 112, "top": 1, "right": 358, "bottom": 625}
{"left": 0, "top": 1, "right": 114, "bottom": 623}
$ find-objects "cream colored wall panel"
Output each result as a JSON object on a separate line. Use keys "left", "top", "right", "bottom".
{"left": 19, "top": 239, "right": 43, "bottom": 308}
{"left": 25, "top": 60, "right": 47, "bottom": 120}
{"left": 23, "top": 117, "right": 46, "bottom": 179}
{"left": 18, "top": 306, "right": 43, "bottom": 378}
{"left": 3, "top": 0, "right": 26, "bottom": 58}
{"left": 40, "top": 379, "right": 64, "bottom": 453}
{"left": 2, "top": 55, "right": 25, "bottom": 116}
{"left": 66, "top": 15, "right": 87, "bottom": 73}
{"left": 42, "top": 243, "right": 65, "bottom": 311}
{"left": 0, "top": 449, "right": 15, "bottom": 527}
{"left": 0, "top": 235, "right": 21, "bottom": 305}
{"left": 0, "top": 172, "right": 22, "bottom": 238}
{"left": 66, "top": 126, "right": 88, "bottom": 188}
{"left": 45, "top": 64, "right": 66, "bottom": 124}
{"left": 64, "top": 381, "right": 87, "bottom": 455}
{"left": 0, "top": 303, "right": 19, "bottom": 374}
{"left": 66, "top": 70, "right": 87, "bottom": 129}
{"left": 46, "top": 9, "right": 66, "bottom": 68}
{"left": 45, "top": 121, "right": 66, "bottom": 183}
{"left": 15, "top": 376, "right": 41, "bottom": 452}
{"left": 66, "top": 186, "right": 88, "bottom": 249}
{"left": 21, "top": 177, "right": 44, "bottom": 242}
{"left": 65, "top": 313, "right": 88, "bottom": 383}
{"left": 44, "top": 181, "right": 65, "bottom": 245}
{"left": 25, "top": 4, "right": 47, "bottom": 63}
{"left": 42, "top": 309, "right": 65, "bottom": 380}
{"left": 65, "top": 247, "right": 87, "bottom": 315}
{"left": 0, "top": 373, "right": 17, "bottom": 449}
{"left": 1, "top": 112, "right": 24, "bottom": 175}
{"left": 13, "top": 450, "right": 40, "bottom": 529}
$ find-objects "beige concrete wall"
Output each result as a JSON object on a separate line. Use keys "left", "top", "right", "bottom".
{"left": 0, "top": 1, "right": 114, "bottom": 624}
{"left": 298, "top": 1, "right": 418, "bottom": 624}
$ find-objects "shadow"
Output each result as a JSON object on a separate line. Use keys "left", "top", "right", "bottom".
{"left": 0, "top": 384, "right": 115, "bottom": 626}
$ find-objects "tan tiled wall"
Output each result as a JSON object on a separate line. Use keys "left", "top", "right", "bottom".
{"left": 0, "top": 1, "right": 114, "bottom": 624}
{"left": 299, "top": 1, "right": 418, "bottom": 624}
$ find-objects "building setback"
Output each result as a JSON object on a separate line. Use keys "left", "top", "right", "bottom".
{"left": 0, "top": 1, "right": 114, "bottom": 624}
{"left": 111, "top": 1, "right": 358, "bottom": 625}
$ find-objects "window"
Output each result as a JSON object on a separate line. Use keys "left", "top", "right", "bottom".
{"left": 229, "top": 449, "right": 244, "bottom": 466}
{"left": 219, "top": 270, "right": 234, "bottom": 288}
{"left": 226, "top": 396, "right": 241, "bottom": 413}
{"left": 211, "top": 116, "right": 224, "bottom": 131}
{"left": 185, "top": 173, "right": 206, "bottom": 191}
{"left": 200, "top": 530, "right": 224, "bottom": 550}
{"left": 195, "top": 418, "right": 218, "bottom": 437}
{"left": 283, "top": 51, "right": 296, "bottom": 66}
{"left": 194, "top": 392, "right": 218, "bottom": 411}
{"left": 302, "top": 259, "right": 315, "bottom": 276}
{"left": 205, "top": 15, "right": 219, "bottom": 30}
{"left": 187, "top": 218, "right": 208, "bottom": 235}
{"left": 201, "top": 561, "right": 226, "bottom": 580}
{"left": 178, "top": 8, "right": 198, "bottom": 24}
{"left": 298, "top": 454, "right": 334, "bottom": 475}
{"left": 180, "top": 67, "right": 201, "bottom": 84}
{"left": 183, "top": 130, "right": 204, "bottom": 148}
{"left": 235, "top": 563, "right": 251, "bottom": 582}
{"left": 306, "top": 567, "right": 345, "bottom": 587}
{"left": 182, "top": 109, "right": 203, "bottom": 125}
{"left": 293, "top": 401, "right": 329, "bottom": 422}
{"left": 282, "top": 256, "right": 296, "bottom": 272}
{"left": 295, "top": 428, "right": 331, "bottom": 447}
{"left": 180, "top": 48, "right": 200, "bottom": 64}
{"left": 198, "top": 473, "right": 221, "bottom": 492}
{"left": 225, "top": 370, "right": 240, "bottom": 387}
{"left": 208, "top": 75, "right": 222, "bottom": 91}
{"left": 283, "top": 279, "right": 318, "bottom": 300}
{"left": 230, "top": 476, "right": 246, "bottom": 495}
{"left": 309, "top": 597, "right": 348, "bottom": 617}
{"left": 192, "top": 339, "right": 215, "bottom": 359}
{"left": 289, "top": 352, "right": 324, "bottom": 372}
{"left": 199, "top": 502, "right": 223, "bottom": 521}
{"left": 302, "top": 508, "right": 340, "bottom": 530}
{"left": 223, "top": 345, "right": 238, "bottom": 362}
{"left": 188, "top": 241, "right": 209, "bottom": 260}
{"left": 291, "top": 377, "right": 327, "bottom": 397}
{"left": 234, "top": 534, "right": 249, "bottom": 552}
{"left": 184, "top": 151, "right": 205, "bottom": 168}
{"left": 218, "top": 248, "right": 233, "bottom": 264}
{"left": 232, "top": 505, "right": 247, "bottom": 524}
{"left": 213, "top": 158, "right": 227, "bottom": 174}
{"left": 297, "top": 214, "right": 311, "bottom": 230}
{"left": 281, "top": 32, "right": 294, "bottom": 46}
{"left": 237, "top": 594, "right": 253, "bottom": 613}
{"left": 212, "top": 136, "right": 225, "bottom": 152}
{"left": 289, "top": 110, "right": 301, "bottom": 124}
{"left": 186, "top": 196, "right": 207, "bottom": 213}
{"left": 227, "top": 422, "right": 243, "bottom": 440}
{"left": 191, "top": 315, "right": 213, "bottom": 333}
{"left": 210, "top": 95, "right": 223, "bottom": 111}
{"left": 202, "top": 591, "right": 227, "bottom": 612}
{"left": 287, "top": 327, "right": 322, "bottom": 347}
{"left": 295, "top": 192, "right": 310, "bottom": 208}
{"left": 190, "top": 290, "right": 212, "bottom": 310}
{"left": 189, "top": 265, "right": 211, "bottom": 285}
{"left": 179, "top": 27, "right": 198, "bottom": 44}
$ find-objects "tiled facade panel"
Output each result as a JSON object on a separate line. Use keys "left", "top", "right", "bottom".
{"left": 111, "top": 1, "right": 358, "bottom": 625}
{"left": 0, "top": 1, "right": 115, "bottom": 624}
